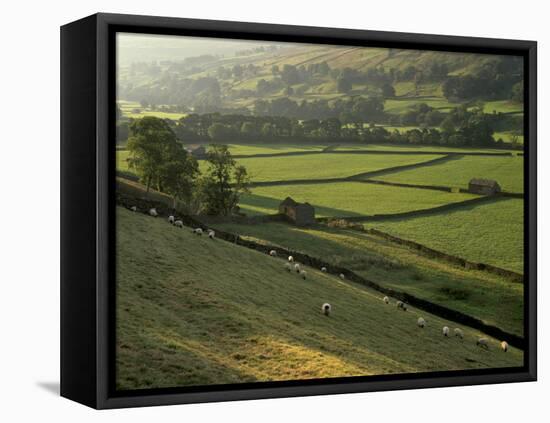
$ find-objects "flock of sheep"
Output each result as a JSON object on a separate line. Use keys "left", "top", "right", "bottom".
{"left": 135, "top": 206, "right": 510, "bottom": 354}
{"left": 268, "top": 248, "right": 510, "bottom": 353}
{"left": 141, "top": 207, "right": 216, "bottom": 238}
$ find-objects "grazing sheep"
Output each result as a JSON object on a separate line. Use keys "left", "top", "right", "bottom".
{"left": 288, "top": 256, "right": 294, "bottom": 262}
{"left": 168, "top": 215, "right": 175, "bottom": 224}
{"left": 417, "top": 317, "right": 426, "bottom": 328}
{"left": 300, "top": 270, "right": 307, "bottom": 280}
{"left": 321, "top": 266, "right": 327, "bottom": 273}
{"left": 454, "top": 328, "right": 464, "bottom": 339}
{"left": 269, "top": 250, "right": 277, "bottom": 257}
{"left": 339, "top": 273, "right": 345, "bottom": 280}
{"left": 130, "top": 206, "right": 137, "bottom": 212}
{"left": 174, "top": 220, "right": 184, "bottom": 228}
{"left": 476, "top": 338, "right": 489, "bottom": 349}
{"left": 396, "top": 301, "right": 407, "bottom": 311}
{"left": 149, "top": 208, "right": 158, "bottom": 217}
{"left": 208, "top": 230, "right": 215, "bottom": 239}
{"left": 500, "top": 341, "right": 509, "bottom": 352}
{"left": 294, "top": 263, "right": 301, "bottom": 273}
{"left": 193, "top": 228, "right": 203, "bottom": 236}
{"left": 321, "top": 303, "right": 332, "bottom": 316}
{"left": 284, "top": 263, "right": 293, "bottom": 272}
{"left": 442, "top": 326, "right": 450, "bottom": 337}
{"left": 383, "top": 296, "right": 390, "bottom": 304}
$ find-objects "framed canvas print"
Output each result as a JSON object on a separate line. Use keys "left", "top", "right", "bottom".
{"left": 60, "top": 13, "right": 537, "bottom": 409}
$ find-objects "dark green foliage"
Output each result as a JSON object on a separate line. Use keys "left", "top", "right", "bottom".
{"left": 127, "top": 117, "right": 198, "bottom": 200}
{"left": 200, "top": 144, "right": 251, "bottom": 216}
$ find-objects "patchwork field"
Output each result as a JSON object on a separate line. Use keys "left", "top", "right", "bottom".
{"left": 228, "top": 153, "right": 444, "bottom": 182}
{"left": 239, "top": 182, "right": 478, "bottom": 217}
{"left": 373, "top": 155, "right": 524, "bottom": 193}
{"left": 363, "top": 198, "right": 524, "bottom": 273}
{"left": 116, "top": 207, "right": 522, "bottom": 390}
{"left": 116, "top": 141, "right": 525, "bottom": 344}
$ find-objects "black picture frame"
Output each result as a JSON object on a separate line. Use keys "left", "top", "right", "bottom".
{"left": 61, "top": 12, "right": 537, "bottom": 409}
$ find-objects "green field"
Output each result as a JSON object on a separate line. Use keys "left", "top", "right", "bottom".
{"left": 226, "top": 154, "right": 444, "bottom": 182}
{"left": 494, "top": 131, "right": 524, "bottom": 144}
{"left": 227, "top": 143, "right": 326, "bottom": 155}
{"left": 364, "top": 198, "right": 524, "bottom": 273}
{"left": 333, "top": 144, "right": 508, "bottom": 154}
{"left": 240, "top": 182, "right": 478, "bottom": 217}
{"left": 118, "top": 100, "right": 187, "bottom": 120}
{"left": 116, "top": 150, "right": 131, "bottom": 172}
{"left": 212, "top": 219, "right": 524, "bottom": 337}
{"left": 116, "top": 207, "right": 522, "bottom": 389}
{"left": 385, "top": 97, "right": 458, "bottom": 114}
{"left": 483, "top": 100, "right": 523, "bottom": 114}
{"left": 374, "top": 155, "right": 524, "bottom": 193}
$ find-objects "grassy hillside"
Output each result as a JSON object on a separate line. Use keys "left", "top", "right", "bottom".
{"left": 213, "top": 218, "right": 524, "bottom": 337}
{"left": 116, "top": 207, "right": 522, "bottom": 390}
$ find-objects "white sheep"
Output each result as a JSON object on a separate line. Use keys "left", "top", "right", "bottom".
{"left": 208, "top": 230, "right": 215, "bottom": 239}
{"left": 321, "top": 303, "right": 332, "bottom": 316}
{"left": 168, "top": 215, "right": 175, "bottom": 224}
{"left": 288, "top": 256, "right": 294, "bottom": 262}
{"left": 284, "top": 263, "right": 293, "bottom": 272}
{"left": 417, "top": 317, "right": 426, "bottom": 328}
{"left": 193, "top": 228, "right": 203, "bottom": 236}
{"left": 174, "top": 220, "right": 184, "bottom": 228}
{"left": 321, "top": 266, "right": 327, "bottom": 273}
{"left": 500, "top": 341, "right": 509, "bottom": 352}
{"left": 442, "top": 326, "right": 450, "bottom": 337}
{"left": 130, "top": 206, "right": 137, "bottom": 212}
{"left": 339, "top": 273, "right": 345, "bottom": 280}
{"left": 383, "top": 296, "right": 390, "bottom": 304}
{"left": 149, "top": 208, "right": 158, "bottom": 217}
{"left": 454, "top": 328, "right": 464, "bottom": 339}
{"left": 396, "top": 301, "right": 407, "bottom": 311}
{"left": 269, "top": 250, "right": 277, "bottom": 257}
{"left": 476, "top": 338, "right": 489, "bottom": 349}
{"left": 294, "top": 263, "right": 301, "bottom": 273}
{"left": 300, "top": 270, "right": 307, "bottom": 280}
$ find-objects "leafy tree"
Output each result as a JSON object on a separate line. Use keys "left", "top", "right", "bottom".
{"left": 127, "top": 117, "right": 175, "bottom": 193}
{"left": 336, "top": 77, "right": 352, "bottom": 93}
{"left": 511, "top": 81, "right": 524, "bottom": 102}
{"left": 381, "top": 82, "right": 395, "bottom": 98}
{"left": 159, "top": 144, "right": 199, "bottom": 209}
{"left": 126, "top": 116, "right": 200, "bottom": 208}
{"left": 200, "top": 145, "right": 250, "bottom": 216}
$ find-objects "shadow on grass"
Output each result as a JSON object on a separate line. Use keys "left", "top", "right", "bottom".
{"left": 240, "top": 192, "right": 364, "bottom": 218}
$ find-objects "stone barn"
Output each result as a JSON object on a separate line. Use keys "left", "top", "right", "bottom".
{"left": 184, "top": 144, "right": 207, "bottom": 159}
{"left": 468, "top": 178, "right": 502, "bottom": 195}
{"left": 279, "top": 197, "right": 315, "bottom": 226}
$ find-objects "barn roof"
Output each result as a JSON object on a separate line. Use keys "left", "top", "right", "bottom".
{"left": 469, "top": 178, "right": 500, "bottom": 187}
{"left": 280, "top": 197, "right": 298, "bottom": 207}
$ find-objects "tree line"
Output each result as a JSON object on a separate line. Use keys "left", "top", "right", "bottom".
{"left": 125, "top": 117, "right": 250, "bottom": 216}
{"left": 118, "top": 105, "right": 518, "bottom": 149}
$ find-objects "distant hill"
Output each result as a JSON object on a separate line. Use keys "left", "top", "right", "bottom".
{"left": 117, "top": 42, "right": 523, "bottom": 122}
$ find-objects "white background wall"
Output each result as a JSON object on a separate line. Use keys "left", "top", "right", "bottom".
{"left": 0, "top": 0, "right": 546, "bottom": 421}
